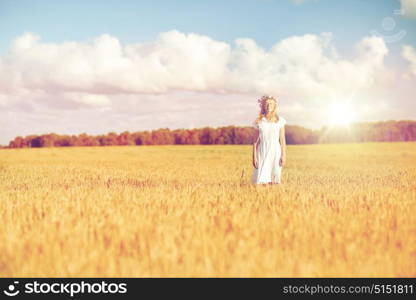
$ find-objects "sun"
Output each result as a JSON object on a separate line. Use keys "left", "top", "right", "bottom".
{"left": 327, "top": 101, "right": 355, "bottom": 127}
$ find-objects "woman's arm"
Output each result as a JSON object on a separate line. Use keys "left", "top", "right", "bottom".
{"left": 253, "top": 129, "right": 260, "bottom": 168}
{"left": 279, "top": 125, "right": 286, "bottom": 166}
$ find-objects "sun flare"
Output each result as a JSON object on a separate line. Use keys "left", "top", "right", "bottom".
{"left": 327, "top": 101, "right": 355, "bottom": 127}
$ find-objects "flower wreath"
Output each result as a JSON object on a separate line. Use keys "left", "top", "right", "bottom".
{"left": 257, "top": 95, "right": 277, "bottom": 106}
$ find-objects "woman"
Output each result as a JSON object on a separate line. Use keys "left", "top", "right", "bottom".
{"left": 252, "top": 95, "right": 287, "bottom": 185}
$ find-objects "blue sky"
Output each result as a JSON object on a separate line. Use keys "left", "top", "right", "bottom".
{"left": 1, "top": 0, "right": 415, "bottom": 56}
{"left": 0, "top": 0, "right": 415, "bottom": 145}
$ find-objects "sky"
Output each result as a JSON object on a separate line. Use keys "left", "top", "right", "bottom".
{"left": 0, "top": 0, "right": 416, "bottom": 145}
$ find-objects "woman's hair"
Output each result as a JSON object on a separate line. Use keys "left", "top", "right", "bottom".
{"left": 254, "top": 95, "right": 279, "bottom": 124}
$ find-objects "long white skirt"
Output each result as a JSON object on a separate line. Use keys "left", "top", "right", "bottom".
{"left": 252, "top": 142, "right": 283, "bottom": 184}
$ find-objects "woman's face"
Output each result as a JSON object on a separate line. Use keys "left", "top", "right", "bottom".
{"left": 265, "top": 99, "right": 276, "bottom": 113}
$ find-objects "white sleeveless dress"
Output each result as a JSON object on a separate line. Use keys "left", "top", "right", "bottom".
{"left": 252, "top": 116, "right": 286, "bottom": 184}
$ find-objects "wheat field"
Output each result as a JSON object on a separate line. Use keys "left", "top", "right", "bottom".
{"left": 0, "top": 142, "right": 415, "bottom": 277}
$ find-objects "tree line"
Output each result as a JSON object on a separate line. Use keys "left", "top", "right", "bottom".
{"left": 4, "top": 120, "right": 416, "bottom": 148}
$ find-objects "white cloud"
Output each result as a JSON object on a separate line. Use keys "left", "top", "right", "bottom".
{"left": 402, "top": 45, "right": 416, "bottom": 75}
{"left": 0, "top": 30, "right": 233, "bottom": 104}
{"left": 66, "top": 92, "right": 111, "bottom": 107}
{"left": 227, "top": 33, "right": 389, "bottom": 99}
{"left": 0, "top": 30, "right": 391, "bottom": 106}
{"left": 400, "top": 0, "right": 416, "bottom": 18}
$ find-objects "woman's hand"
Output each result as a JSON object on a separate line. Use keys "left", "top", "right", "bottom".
{"left": 279, "top": 155, "right": 286, "bottom": 167}
{"left": 253, "top": 157, "right": 258, "bottom": 169}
